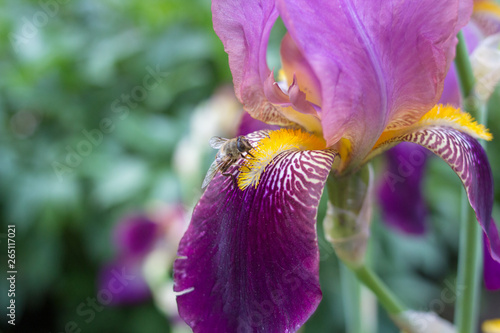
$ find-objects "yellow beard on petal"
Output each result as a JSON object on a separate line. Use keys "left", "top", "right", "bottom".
{"left": 373, "top": 104, "right": 492, "bottom": 150}
{"left": 418, "top": 104, "right": 492, "bottom": 140}
{"left": 237, "top": 129, "right": 326, "bottom": 190}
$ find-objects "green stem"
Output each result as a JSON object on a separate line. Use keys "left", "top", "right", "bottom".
{"left": 352, "top": 265, "right": 406, "bottom": 315}
{"left": 455, "top": 32, "right": 476, "bottom": 102}
{"left": 455, "top": 194, "right": 483, "bottom": 333}
{"left": 453, "top": 31, "right": 486, "bottom": 333}
{"left": 340, "top": 263, "right": 362, "bottom": 333}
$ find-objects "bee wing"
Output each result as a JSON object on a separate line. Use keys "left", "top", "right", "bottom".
{"left": 209, "top": 136, "right": 228, "bottom": 149}
{"left": 202, "top": 158, "right": 223, "bottom": 189}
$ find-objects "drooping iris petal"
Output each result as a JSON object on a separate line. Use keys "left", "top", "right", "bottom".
{"left": 378, "top": 126, "right": 499, "bottom": 267}
{"left": 173, "top": 131, "right": 336, "bottom": 332}
{"left": 378, "top": 143, "right": 429, "bottom": 235}
{"left": 367, "top": 105, "right": 500, "bottom": 276}
{"left": 483, "top": 226, "right": 500, "bottom": 289}
{"left": 277, "top": 0, "right": 472, "bottom": 163}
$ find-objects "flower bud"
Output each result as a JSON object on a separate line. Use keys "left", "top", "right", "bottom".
{"left": 471, "top": 33, "right": 500, "bottom": 102}
{"left": 392, "top": 310, "right": 456, "bottom": 333}
{"left": 323, "top": 164, "right": 373, "bottom": 266}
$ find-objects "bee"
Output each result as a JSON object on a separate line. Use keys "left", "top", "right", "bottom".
{"left": 202, "top": 135, "right": 255, "bottom": 189}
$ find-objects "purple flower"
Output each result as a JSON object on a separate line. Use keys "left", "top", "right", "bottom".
{"left": 99, "top": 215, "right": 158, "bottom": 305}
{"left": 173, "top": 0, "right": 500, "bottom": 331}
{"left": 99, "top": 206, "right": 187, "bottom": 306}
{"left": 114, "top": 215, "right": 159, "bottom": 258}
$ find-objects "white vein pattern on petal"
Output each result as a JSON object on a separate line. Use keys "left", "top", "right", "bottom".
{"left": 401, "top": 128, "right": 472, "bottom": 189}
{"left": 207, "top": 148, "right": 335, "bottom": 322}
{"left": 259, "top": 149, "right": 335, "bottom": 213}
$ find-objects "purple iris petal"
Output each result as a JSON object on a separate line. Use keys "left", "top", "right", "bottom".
{"left": 114, "top": 215, "right": 158, "bottom": 257}
{"left": 483, "top": 222, "right": 500, "bottom": 290}
{"left": 378, "top": 143, "right": 429, "bottom": 235}
{"left": 174, "top": 135, "right": 336, "bottom": 332}
{"left": 463, "top": 21, "right": 482, "bottom": 52}
{"left": 288, "top": 77, "right": 320, "bottom": 115}
{"left": 212, "top": 0, "right": 293, "bottom": 127}
{"left": 277, "top": 0, "right": 472, "bottom": 162}
{"left": 440, "top": 67, "right": 461, "bottom": 107}
{"left": 237, "top": 112, "right": 281, "bottom": 136}
{"left": 280, "top": 33, "right": 322, "bottom": 106}
{"left": 98, "top": 258, "right": 151, "bottom": 305}
{"left": 398, "top": 126, "right": 500, "bottom": 266}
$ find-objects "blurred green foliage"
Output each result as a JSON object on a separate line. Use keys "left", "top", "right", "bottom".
{"left": 0, "top": 0, "right": 229, "bottom": 332}
{"left": 0, "top": 0, "right": 499, "bottom": 332}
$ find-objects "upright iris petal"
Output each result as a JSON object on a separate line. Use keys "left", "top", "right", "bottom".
{"left": 277, "top": 0, "right": 471, "bottom": 164}
{"left": 212, "top": 0, "right": 320, "bottom": 131}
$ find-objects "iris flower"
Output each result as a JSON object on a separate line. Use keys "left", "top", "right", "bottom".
{"left": 99, "top": 206, "right": 186, "bottom": 306}
{"left": 99, "top": 214, "right": 158, "bottom": 305}
{"left": 173, "top": 0, "right": 500, "bottom": 331}
{"left": 378, "top": 0, "right": 500, "bottom": 290}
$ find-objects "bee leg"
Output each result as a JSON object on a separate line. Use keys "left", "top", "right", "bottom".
{"left": 245, "top": 151, "right": 255, "bottom": 158}
{"left": 222, "top": 172, "right": 238, "bottom": 188}
{"left": 240, "top": 153, "right": 251, "bottom": 160}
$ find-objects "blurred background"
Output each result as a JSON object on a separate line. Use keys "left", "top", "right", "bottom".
{"left": 0, "top": 0, "right": 499, "bottom": 332}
